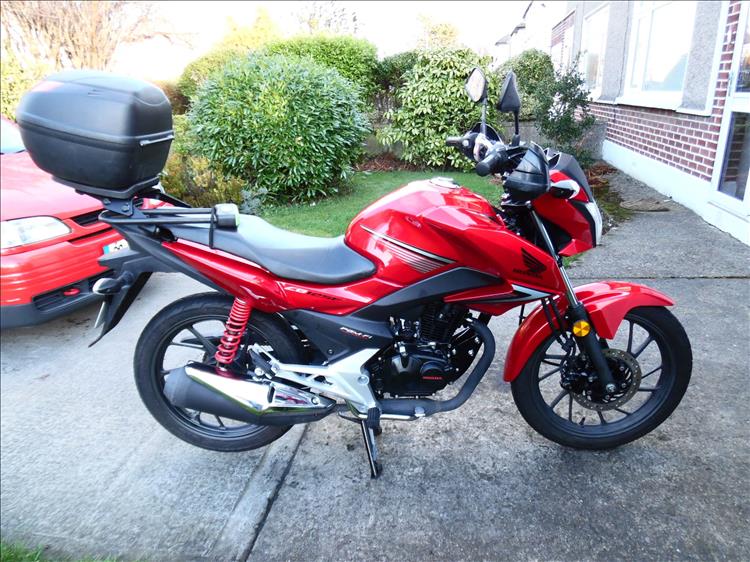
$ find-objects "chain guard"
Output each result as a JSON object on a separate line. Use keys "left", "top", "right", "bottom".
{"left": 571, "top": 349, "right": 642, "bottom": 411}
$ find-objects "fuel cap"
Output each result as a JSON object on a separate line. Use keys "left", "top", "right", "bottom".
{"left": 430, "top": 176, "right": 458, "bottom": 188}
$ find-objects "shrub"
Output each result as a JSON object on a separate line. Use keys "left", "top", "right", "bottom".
{"left": 263, "top": 35, "right": 378, "bottom": 100}
{"left": 374, "top": 50, "right": 419, "bottom": 92}
{"left": 496, "top": 49, "right": 555, "bottom": 120}
{"left": 534, "top": 61, "right": 596, "bottom": 167}
{"left": 378, "top": 49, "right": 495, "bottom": 170}
{"left": 153, "top": 80, "right": 188, "bottom": 115}
{"left": 177, "top": 47, "right": 247, "bottom": 101}
{"left": 161, "top": 115, "right": 255, "bottom": 210}
{"left": 189, "top": 54, "right": 369, "bottom": 204}
{"left": 217, "top": 8, "right": 280, "bottom": 51}
{"left": 0, "top": 49, "right": 48, "bottom": 120}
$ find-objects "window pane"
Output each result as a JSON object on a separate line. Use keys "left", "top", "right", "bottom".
{"left": 643, "top": 1, "right": 696, "bottom": 91}
{"left": 581, "top": 6, "right": 609, "bottom": 90}
{"left": 737, "top": 13, "right": 750, "bottom": 93}
{"left": 629, "top": 8, "right": 649, "bottom": 89}
{"left": 718, "top": 113, "right": 749, "bottom": 201}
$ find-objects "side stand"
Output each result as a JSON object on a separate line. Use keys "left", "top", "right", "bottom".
{"left": 360, "top": 420, "right": 382, "bottom": 479}
{"left": 360, "top": 407, "right": 382, "bottom": 478}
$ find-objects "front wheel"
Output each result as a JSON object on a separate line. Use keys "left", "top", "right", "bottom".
{"left": 511, "top": 306, "right": 692, "bottom": 450}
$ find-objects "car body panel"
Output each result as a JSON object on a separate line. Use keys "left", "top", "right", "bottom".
{"left": 0, "top": 125, "right": 126, "bottom": 327}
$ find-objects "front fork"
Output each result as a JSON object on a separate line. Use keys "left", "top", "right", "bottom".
{"left": 531, "top": 211, "right": 618, "bottom": 393}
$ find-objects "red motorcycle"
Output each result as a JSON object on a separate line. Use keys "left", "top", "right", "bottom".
{"left": 17, "top": 69, "right": 691, "bottom": 478}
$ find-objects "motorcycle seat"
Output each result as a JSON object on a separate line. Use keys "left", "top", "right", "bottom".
{"left": 169, "top": 214, "right": 376, "bottom": 285}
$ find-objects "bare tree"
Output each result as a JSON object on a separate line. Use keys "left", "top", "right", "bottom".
{"left": 1, "top": 1, "right": 169, "bottom": 71}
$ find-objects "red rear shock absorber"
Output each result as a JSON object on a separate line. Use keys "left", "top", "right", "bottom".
{"left": 215, "top": 298, "right": 251, "bottom": 370}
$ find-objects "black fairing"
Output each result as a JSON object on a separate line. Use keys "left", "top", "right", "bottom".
{"left": 504, "top": 144, "right": 549, "bottom": 201}
{"left": 551, "top": 152, "right": 594, "bottom": 202}
{"left": 281, "top": 268, "right": 499, "bottom": 362}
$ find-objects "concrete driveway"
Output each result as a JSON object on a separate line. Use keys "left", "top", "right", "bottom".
{"left": 1, "top": 173, "right": 748, "bottom": 561}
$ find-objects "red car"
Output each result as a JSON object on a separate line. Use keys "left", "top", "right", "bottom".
{"left": 1, "top": 119, "right": 127, "bottom": 328}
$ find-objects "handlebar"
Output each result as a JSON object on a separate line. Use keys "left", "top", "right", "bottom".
{"left": 475, "top": 146, "right": 508, "bottom": 177}
{"left": 445, "top": 136, "right": 464, "bottom": 147}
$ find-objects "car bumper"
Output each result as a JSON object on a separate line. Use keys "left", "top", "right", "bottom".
{"left": 1, "top": 288, "right": 103, "bottom": 329}
{"left": 1, "top": 227, "right": 122, "bottom": 328}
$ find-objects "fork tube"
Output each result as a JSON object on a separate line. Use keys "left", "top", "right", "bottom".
{"left": 529, "top": 210, "right": 579, "bottom": 305}
{"left": 529, "top": 210, "right": 617, "bottom": 392}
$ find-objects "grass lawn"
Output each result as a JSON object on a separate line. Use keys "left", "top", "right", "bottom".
{"left": 0, "top": 542, "right": 116, "bottom": 562}
{"left": 262, "top": 171, "right": 499, "bottom": 237}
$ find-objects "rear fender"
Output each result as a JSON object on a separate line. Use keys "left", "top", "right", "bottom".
{"left": 503, "top": 281, "right": 674, "bottom": 382}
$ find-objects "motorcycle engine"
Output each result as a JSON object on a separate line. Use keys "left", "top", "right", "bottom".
{"left": 368, "top": 303, "right": 483, "bottom": 398}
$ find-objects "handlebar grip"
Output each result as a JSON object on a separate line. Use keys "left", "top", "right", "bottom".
{"left": 445, "top": 136, "right": 463, "bottom": 147}
{"left": 476, "top": 151, "right": 502, "bottom": 176}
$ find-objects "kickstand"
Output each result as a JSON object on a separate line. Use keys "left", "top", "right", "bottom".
{"left": 360, "top": 407, "right": 382, "bottom": 479}
{"left": 360, "top": 421, "right": 382, "bottom": 478}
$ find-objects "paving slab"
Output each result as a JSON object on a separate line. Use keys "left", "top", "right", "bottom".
{"left": 569, "top": 170, "right": 750, "bottom": 279}
{"left": 0, "top": 275, "right": 304, "bottom": 561}
{"left": 248, "top": 279, "right": 749, "bottom": 562}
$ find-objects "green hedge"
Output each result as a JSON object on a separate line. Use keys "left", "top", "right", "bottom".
{"left": 189, "top": 54, "right": 369, "bottom": 204}
{"left": 496, "top": 49, "right": 555, "bottom": 120}
{"left": 264, "top": 35, "right": 378, "bottom": 100}
{"left": 153, "top": 79, "right": 188, "bottom": 115}
{"left": 161, "top": 115, "right": 251, "bottom": 209}
{"left": 374, "top": 50, "right": 419, "bottom": 93}
{"left": 378, "top": 49, "right": 495, "bottom": 170}
{"left": 177, "top": 47, "right": 248, "bottom": 101}
{"left": 0, "top": 49, "right": 47, "bottom": 120}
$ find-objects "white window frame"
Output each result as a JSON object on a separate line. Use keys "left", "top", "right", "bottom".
{"left": 579, "top": 2, "right": 609, "bottom": 100}
{"left": 710, "top": 1, "right": 750, "bottom": 217}
{"left": 617, "top": 0, "right": 698, "bottom": 110}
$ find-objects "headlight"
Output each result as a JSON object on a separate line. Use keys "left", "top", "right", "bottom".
{"left": 1, "top": 216, "right": 71, "bottom": 249}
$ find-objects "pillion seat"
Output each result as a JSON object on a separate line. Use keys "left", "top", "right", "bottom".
{"left": 168, "top": 214, "right": 376, "bottom": 285}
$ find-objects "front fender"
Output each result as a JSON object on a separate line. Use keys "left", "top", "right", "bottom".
{"left": 503, "top": 281, "right": 674, "bottom": 382}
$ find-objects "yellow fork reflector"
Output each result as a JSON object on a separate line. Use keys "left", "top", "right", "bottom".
{"left": 572, "top": 320, "right": 591, "bottom": 337}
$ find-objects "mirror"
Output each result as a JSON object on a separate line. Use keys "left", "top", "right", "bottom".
{"left": 497, "top": 71, "right": 521, "bottom": 113}
{"left": 464, "top": 67, "right": 487, "bottom": 103}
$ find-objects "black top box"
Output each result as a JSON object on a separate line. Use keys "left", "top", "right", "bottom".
{"left": 16, "top": 70, "right": 174, "bottom": 199}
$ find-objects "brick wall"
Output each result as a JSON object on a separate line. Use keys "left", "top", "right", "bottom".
{"left": 551, "top": 11, "right": 575, "bottom": 47}
{"left": 590, "top": 0, "right": 742, "bottom": 182}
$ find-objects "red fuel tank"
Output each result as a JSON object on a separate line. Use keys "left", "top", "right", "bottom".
{"left": 345, "top": 177, "right": 566, "bottom": 300}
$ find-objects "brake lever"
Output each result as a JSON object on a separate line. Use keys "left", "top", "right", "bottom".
{"left": 472, "top": 133, "right": 495, "bottom": 162}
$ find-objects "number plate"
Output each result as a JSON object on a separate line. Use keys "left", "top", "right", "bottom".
{"left": 103, "top": 239, "right": 129, "bottom": 254}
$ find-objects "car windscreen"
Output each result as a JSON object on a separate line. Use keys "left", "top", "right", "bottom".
{"left": 1, "top": 120, "right": 26, "bottom": 154}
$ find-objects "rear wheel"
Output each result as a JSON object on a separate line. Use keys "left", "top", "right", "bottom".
{"left": 134, "top": 293, "right": 304, "bottom": 452}
{"left": 511, "top": 306, "right": 692, "bottom": 449}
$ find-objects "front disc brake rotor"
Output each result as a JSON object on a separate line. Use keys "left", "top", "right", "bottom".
{"left": 572, "top": 349, "right": 642, "bottom": 411}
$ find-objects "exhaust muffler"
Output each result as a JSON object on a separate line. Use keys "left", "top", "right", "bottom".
{"left": 163, "top": 362, "right": 336, "bottom": 426}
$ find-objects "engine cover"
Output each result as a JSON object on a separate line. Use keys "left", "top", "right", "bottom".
{"left": 380, "top": 345, "right": 455, "bottom": 397}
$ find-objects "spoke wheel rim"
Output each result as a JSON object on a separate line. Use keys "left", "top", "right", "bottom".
{"left": 151, "top": 313, "right": 271, "bottom": 440}
{"left": 532, "top": 312, "right": 675, "bottom": 435}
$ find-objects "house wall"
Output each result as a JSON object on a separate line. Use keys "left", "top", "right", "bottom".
{"left": 591, "top": 0, "right": 736, "bottom": 182}
{"left": 562, "top": 0, "right": 747, "bottom": 244}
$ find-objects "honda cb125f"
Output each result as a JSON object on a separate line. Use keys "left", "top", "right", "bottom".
{"left": 16, "top": 68, "right": 692, "bottom": 477}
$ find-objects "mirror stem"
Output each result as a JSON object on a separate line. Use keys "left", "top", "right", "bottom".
{"left": 480, "top": 99, "right": 487, "bottom": 136}
{"left": 512, "top": 110, "right": 520, "bottom": 146}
